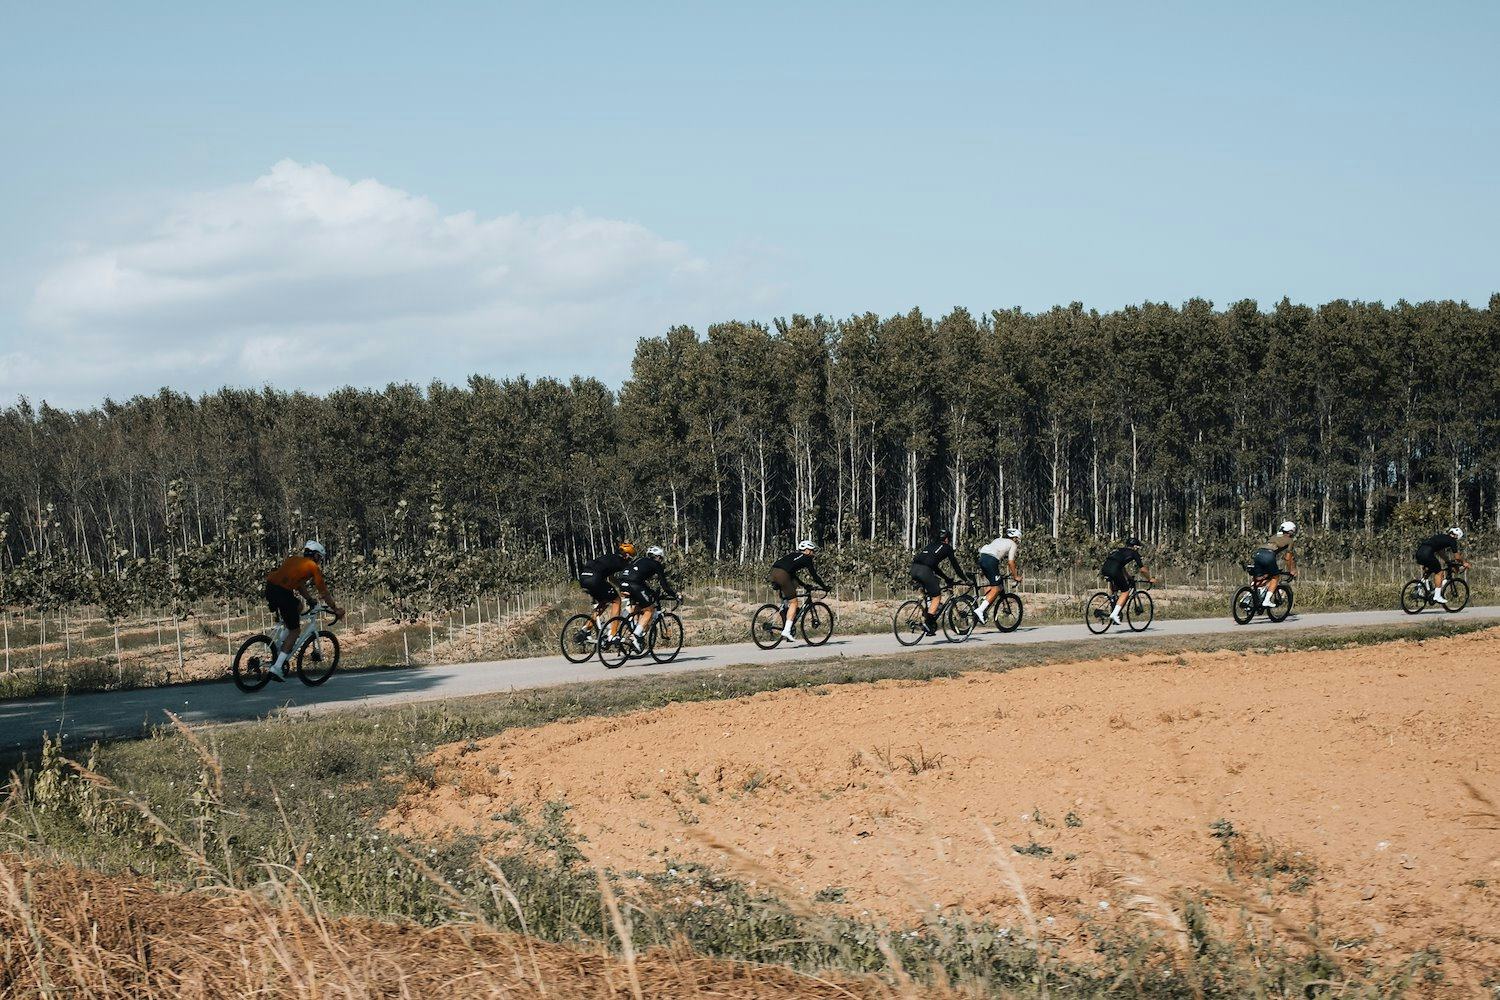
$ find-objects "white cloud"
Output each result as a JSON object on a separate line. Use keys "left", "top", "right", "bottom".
{"left": 15, "top": 160, "right": 772, "bottom": 405}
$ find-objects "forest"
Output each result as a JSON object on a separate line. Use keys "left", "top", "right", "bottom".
{"left": 1, "top": 295, "right": 1495, "bottom": 610}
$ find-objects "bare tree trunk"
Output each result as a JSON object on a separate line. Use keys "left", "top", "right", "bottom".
{"left": 757, "top": 435, "right": 768, "bottom": 560}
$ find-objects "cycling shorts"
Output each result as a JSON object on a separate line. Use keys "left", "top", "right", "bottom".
{"left": 1102, "top": 570, "right": 1132, "bottom": 593}
{"left": 1252, "top": 547, "right": 1280, "bottom": 578}
{"left": 909, "top": 563, "right": 943, "bottom": 598}
{"left": 577, "top": 571, "right": 616, "bottom": 605}
{"left": 1414, "top": 546, "right": 1443, "bottom": 573}
{"left": 620, "top": 581, "right": 657, "bottom": 607}
{"left": 769, "top": 567, "right": 797, "bottom": 600}
{"left": 265, "top": 582, "right": 301, "bottom": 632}
{"left": 977, "top": 553, "right": 1003, "bottom": 586}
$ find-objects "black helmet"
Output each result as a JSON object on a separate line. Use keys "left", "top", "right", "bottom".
{"left": 939, "top": 528, "right": 952, "bottom": 541}
{"left": 1126, "top": 536, "right": 1143, "bottom": 547}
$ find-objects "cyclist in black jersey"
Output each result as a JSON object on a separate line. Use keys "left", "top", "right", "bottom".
{"left": 577, "top": 541, "right": 634, "bottom": 627}
{"left": 1100, "top": 537, "right": 1158, "bottom": 625}
{"left": 616, "top": 546, "right": 680, "bottom": 652}
{"left": 910, "top": 530, "right": 965, "bottom": 634}
{"left": 1415, "top": 527, "right": 1469, "bottom": 604}
{"left": 770, "top": 540, "right": 829, "bottom": 641}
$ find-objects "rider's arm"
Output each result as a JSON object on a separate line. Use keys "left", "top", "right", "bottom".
{"left": 1007, "top": 555, "right": 1021, "bottom": 581}
{"left": 1286, "top": 548, "right": 1297, "bottom": 574}
{"left": 943, "top": 550, "right": 964, "bottom": 583}
{"left": 808, "top": 564, "right": 829, "bottom": 591}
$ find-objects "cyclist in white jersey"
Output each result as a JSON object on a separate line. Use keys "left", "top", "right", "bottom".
{"left": 975, "top": 528, "right": 1022, "bottom": 623}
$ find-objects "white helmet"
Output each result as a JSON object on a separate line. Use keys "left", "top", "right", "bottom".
{"left": 1279, "top": 521, "right": 1296, "bottom": 534}
{"left": 798, "top": 539, "right": 816, "bottom": 551}
{"left": 1005, "top": 527, "right": 1022, "bottom": 540}
{"left": 646, "top": 545, "right": 664, "bottom": 557}
{"left": 1448, "top": 526, "right": 1464, "bottom": 540}
{"left": 303, "top": 539, "right": 327, "bottom": 559}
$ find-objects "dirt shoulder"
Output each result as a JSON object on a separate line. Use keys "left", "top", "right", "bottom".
{"left": 388, "top": 628, "right": 1500, "bottom": 988}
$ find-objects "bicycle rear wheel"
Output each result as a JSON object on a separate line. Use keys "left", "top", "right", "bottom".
{"left": 1231, "top": 586, "right": 1256, "bottom": 625}
{"left": 751, "top": 605, "right": 786, "bottom": 649}
{"left": 599, "top": 617, "right": 633, "bottom": 668}
{"left": 1443, "top": 578, "right": 1469, "bottom": 612}
{"left": 560, "top": 613, "right": 602, "bottom": 662}
{"left": 992, "top": 594, "right": 1023, "bottom": 633}
{"left": 232, "top": 635, "right": 276, "bottom": 692}
{"left": 1126, "top": 591, "right": 1154, "bottom": 632}
{"left": 651, "top": 613, "right": 684, "bottom": 662}
{"left": 1084, "top": 593, "right": 1113, "bottom": 634}
{"left": 943, "top": 595, "right": 976, "bottom": 641}
{"left": 1399, "top": 580, "right": 1426, "bottom": 615}
{"left": 297, "top": 630, "right": 341, "bottom": 686}
{"left": 1267, "top": 586, "right": 1293, "bottom": 623}
{"left": 801, "top": 601, "right": 834, "bottom": 646}
{"left": 893, "top": 600, "right": 926, "bottom": 646}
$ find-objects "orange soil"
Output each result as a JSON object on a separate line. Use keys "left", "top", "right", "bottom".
{"left": 389, "top": 629, "right": 1500, "bottom": 985}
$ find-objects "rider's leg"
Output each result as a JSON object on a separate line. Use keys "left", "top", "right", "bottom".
{"left": 1263, "top": 573, "right": 1279, "bottom": 607}
{"left": 781, "top": 597, "right": 799, "bottom": 638}
{"left": 1110, "top": 586, "right": 1126, "bottom": 622}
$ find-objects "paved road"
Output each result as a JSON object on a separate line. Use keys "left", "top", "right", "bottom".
{"left": 3, "top": 605, "right": 1495, "bottom": 752}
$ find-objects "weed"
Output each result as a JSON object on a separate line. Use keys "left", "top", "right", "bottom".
{"left": 897, "top": 745, "right": 945, "bottom": 775}
{"left": 1012, "top": 840, "right": 1053, "bottom": 859}
{"left": 1065, "top": 810, "right": 1084, "bottom": 828}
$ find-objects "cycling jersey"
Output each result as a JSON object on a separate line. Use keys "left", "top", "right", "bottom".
{"left": 579, "top": 552, "right": 629, "bottom": 580}
{"left": 912, "top": 539, "right": 963, "bottom": 580}
{"left": 979, "top": 537, "right": 1017, "bottom": 562}
{"left": 1416, "top": 534, "right": 1460, "bottom": 572}
{"left": 266, "top": 556, "right": 324, "bottom": 593}
{"left": 1262, "top": 532, "right": 1295, "bottom": 556}
{"left": 1419, "top": 534, "right": 1460, "bottom": 556}
{"left": 618, "top": 555, "right": 676, "bottom": 597}
{"left": 1100, "top": 547, "right": 1142, "bottom": 586}
{"left": 772, "top": 551, "right": 828, "bottom": 590}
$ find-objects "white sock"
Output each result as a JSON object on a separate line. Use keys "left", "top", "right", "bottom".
{"left": 1110, "top": 607, "right": 1122, "bottom": 621}
{"left": 976, "top": 599, "right": 990, "bottom": 614}
{"left": 1433, "top": 592, "right": 1447, "bottom": 603}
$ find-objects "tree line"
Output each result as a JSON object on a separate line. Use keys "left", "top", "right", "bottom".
{"left": 2, "top": 296, "right": 1495, "bottom": 590}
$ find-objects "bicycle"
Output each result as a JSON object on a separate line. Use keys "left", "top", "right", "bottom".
{"left": 978, "top": 574, "right": 1024, "bottom": 633}
{"left": 599, "top": 593, "right": 684, "bottom": 669}
{"left": 232, "top": 603, "right": 342, "bottom": 692}
{"left": 1231, "top": 568, "right": 1294, "bottom": 625}
{"left": 751, "top": 587, "right": 835, "bottom": 649}
{"left": 1400, "top": 560, "right": 1470, "bottom": 614}
{"left": 893, "top": 579, "right": 977, "bottom": 645}
{"left": 1084, "top": 579, "right": 1155, "bottom": 634}
{"left": 559, "top": 589, "right": 620, "bottom": 663}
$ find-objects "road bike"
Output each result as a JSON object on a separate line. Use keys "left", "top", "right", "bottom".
{"left": 1231, "top": 568, "right": 1294, "bottom": 625}
{"left": 232, "top": 603, "right": 342, "bottom": 692}
{"left": 751, "top": 586, "right": 835, "bottom": 649}
{"left": 599, "top": 593, "right": 684, "bottom": 669}
{"left": 1400, "top": 561, "right": 1469, "bottom": 614}
{"left": 1085, "top": 579, "right": 1154, "bottom": 634}
{"left": 893, "top": 579, "right": 977, "bottom": 645}
{"left": 978, "top": 574, "right": 1024, "bottom": 633}
{"left": 559, "top": 589, "right": 619, "bottom": 663}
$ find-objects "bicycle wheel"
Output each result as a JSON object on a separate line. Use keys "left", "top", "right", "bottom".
{"left": 751, "top": 604, "right": 786, "bottom": 649}
{"left": 1442, "top": 578, "right": 1469, "bottom": 613}
{"left": 1084, "top": 592, "right": 1114, "bottom": 634}
{"left": 992, "top": 593, "right": 1023, "bottom": 633}
{"left": 297, "top": 630, "right": 341, "bottom": 686}
{"left": 651, "top": 613, "right": 684, "bottom": 662}
{"left": 1231, "top": 586, "right": 1256, "bottom": 625}
{"left": 943, "top": 595, "right": 977, "bottom": 642}
{"left": 560, "top": 613, "right": 602, "bottom": 662}
{"left": 599, "top": 617, "right": 634, "bottom": 668}
{"left": 801, "top": 601, "right": 835, "bottom": 646}
{"left": 1399, "top": 580, "right": 1427, "bottom": 615}
{"left": 231, "top": 634, "right": 276, "bottom": 692}
{"left": 1267, "top": 585, "right": 1293, "bottom": 623}
{"left": 893, "top": 600, "right": 927, "bottom": 646}
{"left": 1126, "top": 591, "right": 1154, "bottom": 632}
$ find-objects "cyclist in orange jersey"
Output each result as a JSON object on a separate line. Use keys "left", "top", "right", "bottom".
{"left": 264, "top": 540, "right": 345, "bottom": 681}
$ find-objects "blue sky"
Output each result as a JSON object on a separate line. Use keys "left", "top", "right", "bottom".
{"left": 2, "top": 1, "right": 1497, "bottom": 405}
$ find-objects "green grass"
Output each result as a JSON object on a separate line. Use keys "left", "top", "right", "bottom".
{"left": 3, "top": 618, "right": 1489, "bottom": 997}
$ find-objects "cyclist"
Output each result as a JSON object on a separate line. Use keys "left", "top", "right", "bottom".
{"left": 1252, "top": 520, "right": 1297, "bottom": 608}
{"left": 975, "top": 528, "right": 1022, "bottom": 623}
{"left": 910, "top": 529, "right": 965, "bottom": 635}
{"left": 263, "top": 540, "right": 345, "bottom": 681}
{"left": 1415, "top": 527, "right": 1470, "bottom": 604}
{"left": 578, "top": 541, "right": 634, "bottom": 632}
{"left": 1100, "top": 537, "right": 1157, "bottom": 625}
{"left": 770, "top": 540, "right": 829, "bottom": 641}
{"left": 616, "top": 545, "right": 680, "bottom": 652}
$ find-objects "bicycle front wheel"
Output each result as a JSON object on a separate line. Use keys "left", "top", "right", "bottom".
{"left": 297, "top": 630, "right": 341, "bottom": 686}
{"left": 1267, "top": 586, "right": 1293, "bottom": 623}
{"left": 232, "top": 634, "right": 276, "bottom": 692}
{"left": 993, "top": 593, "right": 1023, "bottom": 633}
{"left": 560, "top": 613, "right": 602, "bottom": 662}
{"left": 751, "top": 605, "right": 786, "bottom": 649}
{"left": 1231, "top": 586, "right": 1256, "bottom": 625}
{"left": 1085, "top": 593, "right": 1113, "bottom": 634}
{"left": 599, "top": 617, "right": 633, "bottom": 668}
{"left": 801, "top": 601, "right": 835, "bottom": 646}
{"left": 893, "top": 600, "right": 927, "bottom": 646}
{"left": 943, "top": 595, "right": 977, "bottom": 642}
{"left": 1126, "top": 591, "right": 1154, "bottom": 632}
{"left": 1443, "top": 578, "right": 1469, "bottom": 612}
{"left": 651, "top": 613, "right": 684, "bottom": 662}
{"left": 1399, "top": 580, "right": 1426, "bottom": 615}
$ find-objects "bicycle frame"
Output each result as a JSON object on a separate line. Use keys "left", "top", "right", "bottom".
{"left": 272, "top": 604, "right": 331, "bottom": 657}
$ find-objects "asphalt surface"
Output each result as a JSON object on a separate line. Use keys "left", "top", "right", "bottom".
{"left": 3, "top": 604, "right": 1495, "bottom": 753}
